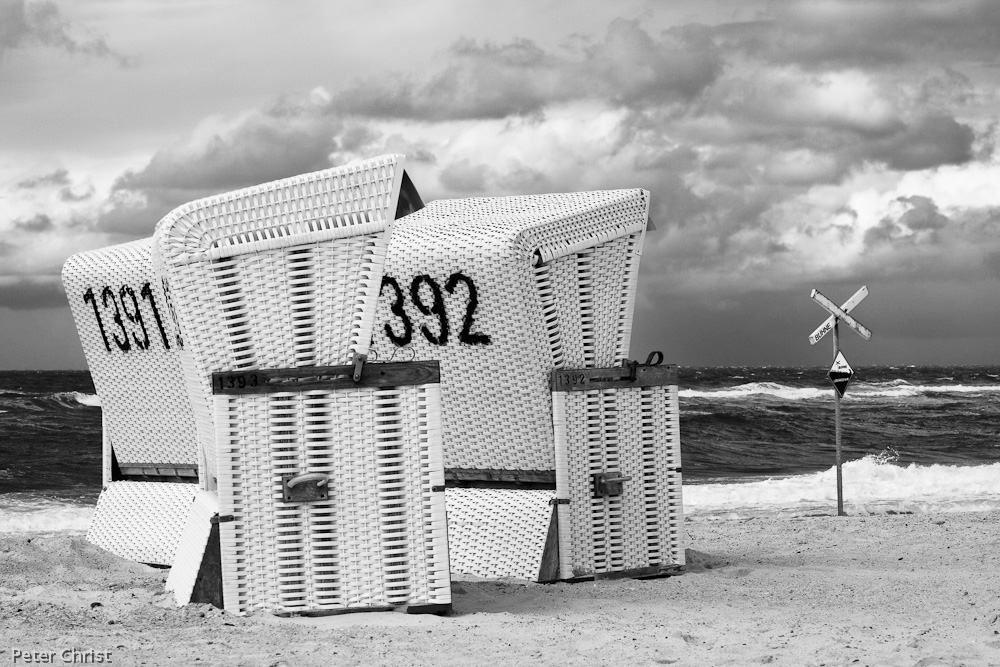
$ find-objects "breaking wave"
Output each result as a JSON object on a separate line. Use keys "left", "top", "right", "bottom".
{"left": 685, "top": 453, "right": 1000, "bottom": 519}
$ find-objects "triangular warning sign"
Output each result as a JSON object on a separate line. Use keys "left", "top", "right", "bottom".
{"left": 828, "top": 351, "right": 854, "bottom": 398}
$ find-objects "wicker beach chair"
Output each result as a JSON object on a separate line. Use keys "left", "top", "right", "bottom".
{"left": 154, "top": 155, "right": 451, "bottom": 614}
{"left": 62, "top": 238, "right": 200, "bottom": 565}
{"left": 369, "top": 190, "right": 684, "bottom": 580}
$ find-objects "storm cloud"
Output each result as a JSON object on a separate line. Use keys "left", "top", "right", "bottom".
{"left": 3, "top": 0, "right": 1000, "bottom": 367}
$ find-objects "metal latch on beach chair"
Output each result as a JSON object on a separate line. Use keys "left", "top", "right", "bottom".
{"left": 592, "top": 471, "right": 632, "bottom": 498}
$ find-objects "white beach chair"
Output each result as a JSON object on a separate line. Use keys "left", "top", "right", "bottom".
{"left": 154, "top": 155, "right": 451, "bottom": 614}
{"left": 369, "top": 190, "right": 684, "bottom": 580}
{"left": 62, "top": 238, "right": 200, "bottom": 565}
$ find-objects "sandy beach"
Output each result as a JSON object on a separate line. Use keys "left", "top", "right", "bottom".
{"left": 2, "top": 511, "right": 999, "bottom": 667}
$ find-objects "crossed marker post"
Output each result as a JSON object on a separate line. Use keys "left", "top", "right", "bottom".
{"left": 808, "top": 286, "right": 872, "bottom": 517}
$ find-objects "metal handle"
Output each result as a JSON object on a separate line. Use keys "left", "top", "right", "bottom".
{"left": 282, "top": 472, "right": 330, "bottom": 502}
{"left": 286, "top": 472, "right": 329, "bottom": 488}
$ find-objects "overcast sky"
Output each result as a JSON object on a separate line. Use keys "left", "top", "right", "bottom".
{"left": 2, "top": 0, "right": 999, "bottom": 369}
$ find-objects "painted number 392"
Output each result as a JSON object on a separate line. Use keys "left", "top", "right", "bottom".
{"left": 380, "top": 272, "right": 491, "bottom": 347}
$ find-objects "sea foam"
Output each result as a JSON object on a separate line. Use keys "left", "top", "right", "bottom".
{"left": 51, "top": 391, "right": 102, "bottom": 408}
{"left": 0, "top": 496, "right": 93, "bottom": 533}
{"left": 684, "top": 455, "right": 1000, "bottom": 519}
{"left": 681, "top": 381, "right": 1000, "bottom": 402}
{"left": 681, "top": 383, "right": 827, "bottom": 401}
{"left": 72, "top": 392, "right": 102, "bottom": 408}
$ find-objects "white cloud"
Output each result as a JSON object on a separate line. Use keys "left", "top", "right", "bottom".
{"left": 891, "top": 158, "right": 1000, "bottom": 209}
{"left": 349, "top": 102, "right": 636, "bottom": 199}
{"left": 751, "top": 157, "right": 1000, "bottom": 287}
{"left": 719, "top": 64, "right": 899, "bottom": 133}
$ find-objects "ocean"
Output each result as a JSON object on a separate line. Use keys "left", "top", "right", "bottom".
{"left": 1, "top": 366, "right": 999, "bottom": 533}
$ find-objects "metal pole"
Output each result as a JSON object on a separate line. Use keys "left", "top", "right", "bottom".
{"left": 833, "top": 319, "right": 844, "bottom": 516}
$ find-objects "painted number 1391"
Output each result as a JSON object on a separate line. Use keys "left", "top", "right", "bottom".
{"left": 83, "top": 282, "right": 171, "bottom": 354}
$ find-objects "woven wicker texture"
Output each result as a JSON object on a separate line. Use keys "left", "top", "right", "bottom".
{"left": 102, "top": 421, "right": 113, "bottom": 486}
{"left": 152, "top": 155, "right": 406, "bottom": 485}
{"left": 62, "top": 238, "right": 198, "bottom": 468}
{"left": 87, "top": 481, "right": 198, "bottom": 565}
{"left": 445, "top": 488, "right": 553, "bottom": 580}
{"left": 165, "top": 490, "right": 218, "bottom": 606}
{"left": 214, "top": 383, "right": 450, "bottom": 615}
{"left": 552, "top": 384, "right": 683, "bottom": 579}
{"left": 371, "top": 190, "right": 648, "bottom": 471}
